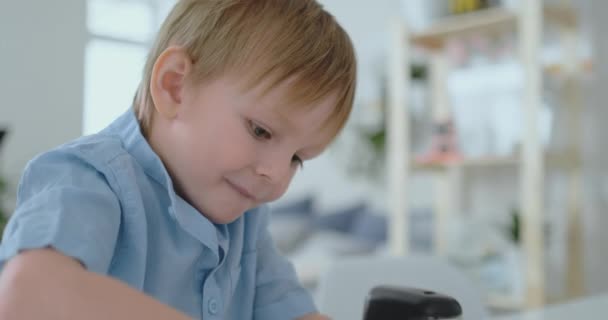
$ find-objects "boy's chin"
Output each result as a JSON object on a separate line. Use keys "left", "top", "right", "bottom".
{"left": 202, "top": 207, "right": 248, "bottom": 225}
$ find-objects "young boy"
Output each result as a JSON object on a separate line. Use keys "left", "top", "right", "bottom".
{"left": 0, "top": 1, "right": 356, "bottom": 319}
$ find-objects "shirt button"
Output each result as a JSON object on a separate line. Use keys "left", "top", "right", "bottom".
{"left": 208, "top": 298, "right": 218, "bottom": 315}
{"left": 167, "top": 206, "right": 176, "bottom": 218}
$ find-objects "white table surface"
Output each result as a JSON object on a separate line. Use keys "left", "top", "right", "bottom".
{"left": 491, "top": 294, "right": 608, "bottom": 320}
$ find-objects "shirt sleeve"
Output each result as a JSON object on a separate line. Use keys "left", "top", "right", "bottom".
{"left": 0, "top": 150, "right": 122, "bottom": 275}
{"left": 253, "top": 206, "right": 318, "bottom": 320}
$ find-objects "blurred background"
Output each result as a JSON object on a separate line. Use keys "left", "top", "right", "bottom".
{"left": 0, "top": 0, "right": 607, "bottom": 317}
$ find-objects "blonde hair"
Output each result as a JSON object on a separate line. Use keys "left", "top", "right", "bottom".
{"left": 134, "top": 0, "right": 356, "bottom": 138}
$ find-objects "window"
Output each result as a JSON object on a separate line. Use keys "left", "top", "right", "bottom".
{"left": 83, "top": 0, "right": 174, "bottom": 135}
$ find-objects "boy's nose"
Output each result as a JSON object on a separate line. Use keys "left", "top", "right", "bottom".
{"left": 254, "top": 153, "right": 292, "bottom": 183}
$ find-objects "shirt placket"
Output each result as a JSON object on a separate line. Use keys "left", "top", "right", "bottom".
{"left": 201, "top": 245, "right": 227, "bottom": 319}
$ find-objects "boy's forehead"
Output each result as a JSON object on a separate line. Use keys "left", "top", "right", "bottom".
{"left": 272, "top": 94, "right": 337, "bottom": 129}
{"left": 237, "top": 72, "right": 336, "bottom": 119}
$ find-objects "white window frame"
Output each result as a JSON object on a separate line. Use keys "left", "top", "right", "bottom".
{"left": 83, "top": 0, "right": 172, "bottom": 135}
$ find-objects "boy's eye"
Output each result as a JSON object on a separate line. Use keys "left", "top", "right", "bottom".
{"left": 250, "top": 121, "right": 271, "bottom": 140}
{"left": 292, "top": 155, "right": 304, "bottom": 168}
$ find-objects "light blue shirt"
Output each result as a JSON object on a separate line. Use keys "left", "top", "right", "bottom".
{"left": 0, "top": 109, "right": 316, "bottom": 320}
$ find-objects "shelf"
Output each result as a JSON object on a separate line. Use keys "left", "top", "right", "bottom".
{"left": 387, "top": 0, "right": 584, "bottom": 306}
{"left": 411, "top": 7, "right": 516, "bottom": 49}
{"left": 544, "top": 5, "right": 578, "bottom": 28}
{"left": 486, "top": 293, "right": 525, "bottom": 311}
{"left": 410, "top": 5, "right": 578, "bottom": 49}
{"left": 413, "top": 155, "right": 517, "bottom": 171}
{"left": 544, "top": 60, "right": 593, "bottom": 77}
{"left": 412, "top": 151, "right": 581, "bottom": 171}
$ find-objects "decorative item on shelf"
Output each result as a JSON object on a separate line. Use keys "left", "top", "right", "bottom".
{"left": 410, "top": 63, "right": 429, "bottom": 80}
{"left": 508, "top": 207, "right": 521, "bottom": 245}
{"left": 448, "top": 0, "right": 501, "bottom": 14}
{"left": 345, "top": 117, "right": 387, "bottom": 183}
{"left": 415, "top": 119, "right": 462, "bottom": 166}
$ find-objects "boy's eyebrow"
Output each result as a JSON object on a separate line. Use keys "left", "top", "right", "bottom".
{"left": 267, "top": 107, "right": 297, "bottom": 132}
{"left": 275, "top": 111, "right": 297, "bottom": 131}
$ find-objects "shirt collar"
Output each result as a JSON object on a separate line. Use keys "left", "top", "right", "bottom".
{"left": 104, "top": 109, "right": 228, "bottom": 254}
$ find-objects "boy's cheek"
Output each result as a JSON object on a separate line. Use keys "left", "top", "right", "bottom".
{"left": 274, "top": 180, "right": 294, "bottom": 199}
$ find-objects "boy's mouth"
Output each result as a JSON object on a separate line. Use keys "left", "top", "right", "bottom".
{"left": 225, "top": 178, "right": 257, "bottom": 201}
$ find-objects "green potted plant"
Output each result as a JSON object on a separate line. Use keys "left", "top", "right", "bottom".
{"left": 345, "top": 63, "right": 428, "bottom": 182}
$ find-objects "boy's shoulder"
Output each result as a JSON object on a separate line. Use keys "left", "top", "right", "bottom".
{"left": 66, "top": 132, "right": 125, "bottom": 156}
{"left": 17, "top": 132, "right": 133, "bottom": 203}
{"left": 28, "top": 132, "right": 127, "bottom": 173}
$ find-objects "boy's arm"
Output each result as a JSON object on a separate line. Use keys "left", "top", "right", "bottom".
{"left": 0, "top": 248, "right": 193, "bottom": 320}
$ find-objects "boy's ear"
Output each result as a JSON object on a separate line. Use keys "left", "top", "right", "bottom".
{"left": 149, "top": 46, "right": 193, "bottom": 119}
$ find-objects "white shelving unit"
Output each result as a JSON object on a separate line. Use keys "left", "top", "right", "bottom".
{"left": 386, "top": 1, "right": 585, "bottom": 310}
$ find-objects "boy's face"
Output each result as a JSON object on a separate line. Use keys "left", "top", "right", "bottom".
{"left": 149, "top": 49, "right": 338, "bottom": 224}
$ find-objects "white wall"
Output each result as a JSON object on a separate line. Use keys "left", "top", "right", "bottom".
{"left": 0, "top": 0, "right": 87, "bottom": 210}
{"left": 580, "top": 1, "right": 608, "bottom": 295}
{"left": 319, "top": 0, "right": 400, "bottom": 104}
